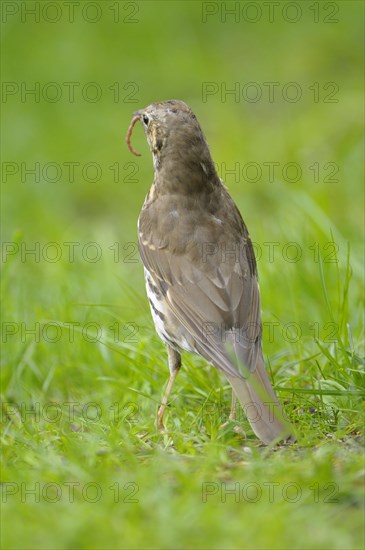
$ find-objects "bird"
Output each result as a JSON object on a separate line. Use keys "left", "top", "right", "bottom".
{"left": 125, "top": 100, "right": 295, "bottom": 445}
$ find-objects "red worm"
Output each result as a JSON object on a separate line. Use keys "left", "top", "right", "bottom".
{"left": 125, "top": 115, "right": 141, "bottom": 157}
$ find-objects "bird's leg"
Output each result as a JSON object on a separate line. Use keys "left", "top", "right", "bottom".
{"left": 219, "top": 390, "right": 237, "bottom": 429}
{"left": 228, "top": 391, "right": 237, "bottom": 421}
{"left": 157, "top": 346, "right": 181, "bottom": 432}
{"left": 219, "top": 390, "right": 246, "bottom": 436}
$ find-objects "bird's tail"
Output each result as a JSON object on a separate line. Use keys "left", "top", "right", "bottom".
{"left": 225, "top": 356, "right": 295, "bottom": 445}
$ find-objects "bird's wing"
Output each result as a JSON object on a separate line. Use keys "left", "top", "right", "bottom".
{"left": 138, "top": 193, "right": 295, "bottom": 444}
{"left": 138, "top": 218, "right": 262, "bottom": 380}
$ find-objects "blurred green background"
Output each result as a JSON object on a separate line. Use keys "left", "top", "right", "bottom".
{"left": 2, "top": 1, "right": 364, "bottom": 322}
{"left": 1, "top": 1, "right": 364, "bottom": 549}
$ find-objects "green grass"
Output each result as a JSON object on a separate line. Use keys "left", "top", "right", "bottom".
{"left": 1, "top": 1, "right": 364, "bottom": 549}
{"left": 1, "top": 252, "right": 364, "bottom": 549}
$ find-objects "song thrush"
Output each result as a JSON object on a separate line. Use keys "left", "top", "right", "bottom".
{"left": 126, "top": 100, "right": 295, "bottom": 445}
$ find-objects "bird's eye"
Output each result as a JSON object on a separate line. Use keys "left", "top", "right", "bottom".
{"left": 142, "top": 114, "right": 149, "bottom": 125}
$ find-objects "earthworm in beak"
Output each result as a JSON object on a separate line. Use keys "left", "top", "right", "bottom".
{"left": 126, "top": 114, "right": 141, "bottom": 157}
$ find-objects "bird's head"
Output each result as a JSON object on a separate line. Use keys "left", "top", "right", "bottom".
{"left": 126, "top": 100, "right": 217, "bottom": 179}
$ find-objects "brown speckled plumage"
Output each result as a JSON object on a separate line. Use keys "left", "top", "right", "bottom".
{"left": 127, "top": 100, "right": 295, "bottom": 445}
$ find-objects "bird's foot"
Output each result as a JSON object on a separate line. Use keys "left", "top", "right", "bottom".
{"left": 219, "top": 420, "right": 246, "bottom": 437}
{"left": 157, "top": 406, "right": 166, "bottom": 432}
{"left": 233, "top": 425, "right": 246, "bottom": 436}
